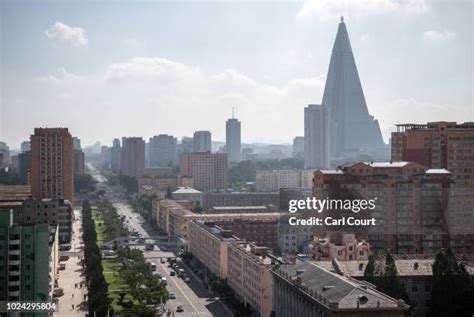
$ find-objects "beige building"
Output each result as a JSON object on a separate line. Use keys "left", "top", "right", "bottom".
{"left": 153, "top": 199, "right": 282, "bottom": 248}
{"left": 180, "top": 152, "right": 228, "bottom": 191}
{"left": 256, "top": 170, "right": 314, "bottom": 192}
{"left": 188, "top": 221, "right": 234, "bottom": 278}
{"left": 227, "top": 241, "right": 273, "bottom": 317}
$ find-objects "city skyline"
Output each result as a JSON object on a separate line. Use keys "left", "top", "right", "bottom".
{"left": 1, "top": 1, "right": 473, "bottom": 147}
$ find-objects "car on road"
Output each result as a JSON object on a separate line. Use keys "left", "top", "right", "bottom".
{"left": 176, "top": 305, "right": 184, "bottom": 312}
{"left": 184, "top": 277, "right": 190, "bottom": 283}
{"left": 169, "top": 292, "right": 176, "bottom": 299}
{"left": 160, "top": 258, "right": 166, "bottom": 263}
{"left": 170, "top": 271, "right": 176, "bottom": 276}
{"left": 161, "top": 277, "right": 168, "bottom": 285}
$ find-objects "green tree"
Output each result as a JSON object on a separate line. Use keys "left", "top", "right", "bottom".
{"left": 363, "top": 254, "right": 376, "bottom": 284}
{"left": 430, "top": 248, "right": 474, "bottom": 317}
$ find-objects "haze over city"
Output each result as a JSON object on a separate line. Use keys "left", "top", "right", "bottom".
{"left": 1, "top": 0, "right": 472, "bottom": 148}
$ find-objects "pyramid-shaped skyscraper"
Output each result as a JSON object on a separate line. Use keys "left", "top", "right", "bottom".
{"left": 322, "top": 17, "right": 384, "bottom": 158}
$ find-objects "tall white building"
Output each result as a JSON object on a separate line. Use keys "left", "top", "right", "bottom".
{"left": 226, "top": 118, "right": 241, "bottom": 163}
{"left": 149, "top": 134, "right": 178, "bottom": 167}
{"left": 304, "top": 104, "right": 330, "bottom": 169}
{"left": 193, "top": 131, "right": 212, "bottom": 153}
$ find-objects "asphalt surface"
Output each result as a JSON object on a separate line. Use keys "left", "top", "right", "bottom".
{"left": 90, "top": 166, "right": 232, "bottom": 317}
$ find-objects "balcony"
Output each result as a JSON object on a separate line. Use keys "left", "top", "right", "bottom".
{"left": 9, "top": 260, "right": 20, "bottom": 266}
{"left": 9, "top": 270, "right": 20, "bottom": 276}
{"left": 8, "top": 291, "right": 20, "bottom": 297}
{"left": 9, "top": 240, "right": 20, "bottom": 245}
{"left": 8, "top": 280, "right": 20, "bottom": 287}
{"left": 9, "top": 249, "right": 20, "bottom": 255}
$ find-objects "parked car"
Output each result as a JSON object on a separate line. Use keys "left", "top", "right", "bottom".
{"left": 161, "top": 258, "right": 166, "bottom": 263}
{"left": 170, "top": 271, "right": 176, "bottom": 276}
{"left": 176, "top": 305, "right": 184, "bottom": 312}
{"left": 169, "top": 292, "right": 176, "bottom": 299}
{"left": 184, "top": 277, "right": 191, "bottom": 283}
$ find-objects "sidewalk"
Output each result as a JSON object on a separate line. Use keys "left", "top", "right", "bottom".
{"left": 55, "top": 207, "right": 88, "bottom": 316}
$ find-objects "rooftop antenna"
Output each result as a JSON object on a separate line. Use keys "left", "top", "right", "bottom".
{"left": 340, "top": 16, "right": 344, "bottom": 23}
{"left": 232, "top": 106, "right": 235, "bottom": 119}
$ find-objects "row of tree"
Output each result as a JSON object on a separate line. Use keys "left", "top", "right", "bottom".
{"left": 97, "top": 198, "right": 129, "bottom": 240}
{"left": 113, "top": 247, "right": 168, "bottom": 316}
{"left": 82, "top": 200, "right": 110, "bottom": 316}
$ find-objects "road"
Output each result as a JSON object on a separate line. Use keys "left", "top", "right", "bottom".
{"left": 90, "top": 165, "right": 232, "bottom": 317}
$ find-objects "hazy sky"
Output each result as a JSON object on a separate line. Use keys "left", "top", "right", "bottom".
{"left": 1, "top": 0, "right": 472, "bottom": 149}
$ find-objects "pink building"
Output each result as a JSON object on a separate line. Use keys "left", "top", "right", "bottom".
{"left": 227, "top": 241, "right": 273, "bottom": 317}
{"left": 308, "top": 232, "right": 369, "bottom": 261}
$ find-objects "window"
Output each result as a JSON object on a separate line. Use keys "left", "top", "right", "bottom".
{"left": 426, "top": 299, "right": 431, "bottom": 307}
{"left": 425, "top": 283, "right": 431, "bottom": 292}
{"left": 412, "top": 284, "right": 418, "bottom": 293}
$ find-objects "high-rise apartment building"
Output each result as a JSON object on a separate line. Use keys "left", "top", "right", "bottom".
{"left": 292, "top": 136, "right": 304, "bottom": 159}
{"left": 110, "top": 138, "right": 121, "bottom": 173}
{"left": 313, "top": 162, "right": 455, "bottom": 254}
{"left": 391, "top": 121, "right": 474, "bottom": 182}
{"left": 120, "top": 137, "right": 145, "bottom": 177}
{"left": 72, "top": 137, "right": 81, "bottom": 151}
{"left": 304, "top": 104, "right": 330, "bottom": 169}
{"left": 149, "top": 134, "right": 178, "bottom": 167}
{"left": 0, "top": 209, "right": 59, "bottom": 305}
{"left": 30, "top": 128, "right": 74, "bottom": 201}
{"left": 193, "top": 131, "right": 212, "bottom": 153}
{"left": 20, "top": 141, "right": 31, "bottom": 153}
{"left": 180, "top": 152, "right": 228, "bottom": 191}
{"left": 226, "top": 118, "right": 241, "bottom": 163}
{"left": 0, "top": 142, "right": 10, "bottom": 168}
{"left": 73, "top": 150, "right": 85, "bottom": 175}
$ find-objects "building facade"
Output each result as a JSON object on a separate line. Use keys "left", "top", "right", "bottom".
{"left": 313, "top": 162, "right": 454, "bottom": 254}
{"left": 226, "top": 118, "right": 241, "bottom": 163}
{"left": 304, "top": 104, "right": 330, "bottom": 169}
{"left": 0, "top": 209, "right": 59, "bottom": 307}
{"left": 180, "top": 152, "right": 228, "bottom": 191}
{"left": 149, "top": 134, "right": 178, "bottom": 167}
{"left": 202, "top": 192, "right": 279, "bottom": 211}
{"left": 193, "top": 131, "right": 212, "bottom": 153}
{"left": 120, "top": 137, "right": 145, "bottom": 177}
{"left": 391, "top": 121, "right": 474, "bottom": 182}
{"left": 256, "top": 170, "right": 314, "bottom": 192}
{"left": 30, "top": 128, "right": 74, "bottom": 202}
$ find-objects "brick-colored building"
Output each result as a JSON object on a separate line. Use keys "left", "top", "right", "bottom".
{"left": 313, "top": 162, "right": 453, "bottom": 254}
{"left": 180, "top": 152, "right": 228, "bottom": 191}
{"left": 391, "top": 122, "right": 474, "bottom": 182}
{"left": 30, "top": 128, "right": 74, "bottom": 202}
{"left": 120, "top": 137, "right": 145, "bottom": 177}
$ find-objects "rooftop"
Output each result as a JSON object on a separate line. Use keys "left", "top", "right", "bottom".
{"left": 275, "top": 261, "right": 407, "bottom": 310}
{"left": 173, "top": 187, "right": 202, "bottom": 194}
{"left": 0, "top": 185, "right": 31, "bottom": 201}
